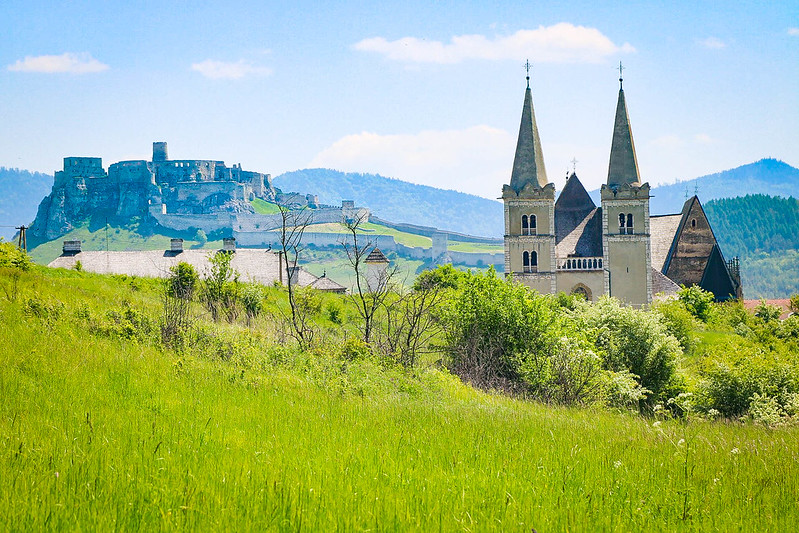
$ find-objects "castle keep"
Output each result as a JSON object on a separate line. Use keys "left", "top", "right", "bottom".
{"left": 503, "top": 71, "right": 742, "bottom": 305}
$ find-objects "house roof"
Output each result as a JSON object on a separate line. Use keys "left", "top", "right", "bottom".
{"left": 607, "top": 85, "right": 641, "bottom": 186}
{"left": 48, "top": 248, "right": 318, "bottom": 287}
{"left": 509, "top": 82, "right": 548, "bottom": 191}
{"left": 309, "top": 274, "right": 347, "bottom": 293}
{"left": 652, "top": 267, "right": 680, "bottom": 299}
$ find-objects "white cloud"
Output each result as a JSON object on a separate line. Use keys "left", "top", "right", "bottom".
{"left": 7, "top": 52, "right": 108, "bottom": 74}
{"left": 309, "top": 126, "right": 515, "bottom": 198}
{"left": 788, "top": 28, "right": 799, "bottom": 36}
{"left": 353, "top": 23, "right": 635, "bottom": 64}
{"left": 191, "top": 59, "right": 272, "bottom": 80}
{"left": 698, "top": 37, "right": 726, "bottom": 49}
{"left": 693, "top": 133, "right": 715, "bottom": 144}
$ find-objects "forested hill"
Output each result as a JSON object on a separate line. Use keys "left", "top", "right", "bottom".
{"left": 704, "top": 194, "right": 799, "bottom": 259}
{"left": 649, "top": 159, "right": 799, "bottom": 215}
{"left": 0, "top": 167, "right": 53, "bottom": 241}
{"left": 274, "top": 169, "right": 504, "bottom": 238}
{"left": 704, "top": 194, "right": 799, "bottom": 298}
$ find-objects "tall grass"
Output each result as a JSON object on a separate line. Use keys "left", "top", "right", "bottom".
{"left": 1, "top": 267, "right": 798, "bottom": 531}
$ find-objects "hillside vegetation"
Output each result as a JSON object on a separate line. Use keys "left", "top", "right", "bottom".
{"left": 2, "top": 244, "right": 799, "bottom": 530}
{"left": 0, "top": 167, "right": 53, "bottom": 240}
{"left": 704, "top": 194, "right": 799, "bottom": 298}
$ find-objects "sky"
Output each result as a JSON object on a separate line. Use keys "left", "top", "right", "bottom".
{"left": 1, "top": 0, "right": 797, "bottom": 199}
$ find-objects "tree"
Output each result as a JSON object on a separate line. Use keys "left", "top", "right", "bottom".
{"left": 340, "top": 211, "right": 396, "bottom": 344}
{"left": 202, "top": 251, "right": 239, "bottom": 322}
{"left": 276, "top": 199, "right": 315, "bottom": 346}
{"left": 161, "top": 262, "right": 198, "bottom": 346}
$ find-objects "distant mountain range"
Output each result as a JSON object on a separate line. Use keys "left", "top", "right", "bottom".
{"left": 0, "top": 167, "right": 53, "bottom": 241}
{"left": 273, "top": 169, "right": 504, "bottom": 238}
{"left": 3, "top": 158, "right": 798, "bottom": 242}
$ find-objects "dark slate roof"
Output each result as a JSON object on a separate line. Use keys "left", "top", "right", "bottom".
{"left": 509, "top": 84, "right": 548, "bottom": 191}
{"left": 556, "top": 172, "right": 595, "bottom": 211}
{"left": 48, "top": 249, "right": 319, "bottom": 287}
{"left": 365, "top": 248, "right": 389, "bottom": 263}
{"left": 652, "top": 267, "right": 680, "bottom": 298}
{"left": 700, "top": 244, "right": 738, "bottom": 302}
{"left": 607, "top": 87, "right": 641, "bottom": 186}
{"left": 555, "top": 207, "right": 603, "bottom": 258}
{"left": 650, "top": 214, "right": 683, "bottom": 271}
{"left": 555, "top": 172, "right": 597, "bottom": 254}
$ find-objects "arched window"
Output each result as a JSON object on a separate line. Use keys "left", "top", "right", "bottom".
{"left": 529, "top": 214, "right": 537, "bottom": 235}
{"left": 691, "top": 218, "right": 697, "bottom": 228}
{"left": 530, "top": 251, "right": 538, "bottom": 272}
{"left": 521, "top": 215, "right": 528, "bottom": 235}
{"left": 619, "top": 213, "right": 626, "bottom": 234}
{"left": 626, "top": 214, "right": 634, "bottom": 234}
{"left": 523, "top": 251, "right": 530, "bottom": 273}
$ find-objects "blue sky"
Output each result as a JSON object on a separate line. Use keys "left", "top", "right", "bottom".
{"left": 1, "top": 0, "right": 797, "bottom": 198}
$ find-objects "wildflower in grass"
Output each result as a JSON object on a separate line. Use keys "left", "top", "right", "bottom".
{"left": 652, "top": 421, "right": 662, "bottom": 428}
{"left": 730, "top": 447, "right": 740, "bottom": 455}
{"left": 614, "top": 461, "right": 622, "bottom": 469}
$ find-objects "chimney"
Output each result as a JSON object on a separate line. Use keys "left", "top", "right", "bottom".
{"left": 170, "top": 238, "right": 184, "bottom": 252}
{"left": 63, "top": 240, "right": 82, "bottom": 254}
{"left": 223, "top": 237, "right": 236, "bottom": 252}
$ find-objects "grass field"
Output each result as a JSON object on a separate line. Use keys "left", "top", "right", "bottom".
{"left": 447, "top": 242, "right": 503, "bottom": 253}
{"left": 296, "top": 222, "right": 432, "bottom": 248}
{"left": 251, "top": 198, "right": 282, "bottom": 215}
{"left": 1, "top": 266, "right": 798, "bottom": 531}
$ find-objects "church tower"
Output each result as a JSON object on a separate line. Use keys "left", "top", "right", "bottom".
{"left": 502, "top": 66, "right": 557, "bottom": 294}
{"left": 600, "top": 67, "right": 652, "bottom": 306}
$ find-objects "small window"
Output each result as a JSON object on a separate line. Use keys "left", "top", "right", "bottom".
{"left": 691, "top": 218, "right": 697, "bottom": 228}
{"left": 627, "top": 214, "right": 634, "bottom": 234}
{"left": 521, "top": 215, "right": 528, "bottom": 235}
{"left": 523, "top": 251, "right": 530, "bottom": 273}
{"left": 619, "top": 213, "right": 626, "bottom": 234}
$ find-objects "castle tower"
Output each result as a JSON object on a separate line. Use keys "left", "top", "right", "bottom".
{"left": 153, "top": 142, "right": 168, "bottom": 162}
{"left": 600, "top": 68, "right": 652, "bottom": 306}
{"left": 502, "top": 65, "right": 557, "bottom": 294}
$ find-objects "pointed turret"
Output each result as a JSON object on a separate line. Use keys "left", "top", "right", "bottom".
{"left": 509, "top": 76, "right": 548, "bottom": 191}
{"left": 606, "top": 77, "right": 640, "bottom": 186}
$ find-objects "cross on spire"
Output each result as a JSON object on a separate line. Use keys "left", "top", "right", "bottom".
{"left": 525, "top": 59, "right": 531, "bottom": 88}
{"left": 618, "top": 61, "right": 625, "bottom": 88}
{"left": 570, "top": 157, "right": 578, "bottom": 174}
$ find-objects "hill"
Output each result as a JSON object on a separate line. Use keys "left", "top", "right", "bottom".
{"left": 2, "top": 257, "right": 799, "bottom": 529}
{"left": 0, "top": 167, "right": 53, "bottom": 240}
{"left": 586, "top": 159, "right": 799, "bottom": 215}
{"left": 274, "top": 169, "right": 504, "bottom": 238}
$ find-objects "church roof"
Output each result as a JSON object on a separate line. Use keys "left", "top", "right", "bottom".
{"left": 607, "top": 84, "right": 641, "bottom": 186}
{"left": 509, "top": 81, "right": 548, "bottom": 191}
{"left": 650, "top": 213, "right": 683, "bottom": 271}
{"left": 556, "top": 172, "right": 595, "bottom": 211}
{"left": 700, "top": 244, "right": 738, "bottom": 301}
{"left": 555, "top": 207, "right": 603, "bottom": 258}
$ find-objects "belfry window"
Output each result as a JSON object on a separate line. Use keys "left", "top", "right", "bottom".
{"left": 523, "top": 250, "right": 538, "bottom": 273}
{"left": 626, "top": 214, "right": 634, "bottom": 234}
{"left": 521, "top": 215, "right": 528, "bottom": 235}
{"left": 619, "top": 213, "right": 626, "bottom": 234}
{"left": 529, "top": 215, "right": 537, "bottom": 235}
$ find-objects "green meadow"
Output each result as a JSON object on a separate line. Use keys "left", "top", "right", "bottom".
{"left": 1, "top": 262, "right": 798, "bottom": 531}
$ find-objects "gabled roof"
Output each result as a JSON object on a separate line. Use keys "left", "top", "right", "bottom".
{"left": 365, "top": 248, "right": 389, "bottom": 264}
{"left": 509, "top": 83, "right": 548, "bottom": 191}
{"left": 650, "top": 214, "right": 683, "bottom": 271}
{"left": 48, "top": 248, "right": 319, "bottom": 287}
{"left": 652, "top": 267, "right": 680, "bottom": 299}
{"left": 309, "top": 274, "right": 347, "bottom": 293}
{"left": 700, "top": 244, "right": 738, "bottom": 301}
{"left": 607, "top": 86, "right": 641, "bottom": 186}
{"left": 555, "top": 207, "right": 603, "bottom": 258}
{"left": 556, "top": 172, "right": 595, "bottom": 211}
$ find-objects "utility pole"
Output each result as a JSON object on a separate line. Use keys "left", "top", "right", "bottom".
{"left": 15, "top": 225, "right": 27, "bottom": 252}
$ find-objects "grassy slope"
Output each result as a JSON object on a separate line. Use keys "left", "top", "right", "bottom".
{"left": 1, "top": 267, "right": 798, "bottom": 531}
{"left": 298, "top": 222, "right": 432, "bottom": 248}
{"left": 250, "top": 198, "right": 281, "bottom": 214}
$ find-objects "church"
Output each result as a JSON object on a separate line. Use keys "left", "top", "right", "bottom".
{"left": 502, "top": 69, "right": 742, "bottom": 306}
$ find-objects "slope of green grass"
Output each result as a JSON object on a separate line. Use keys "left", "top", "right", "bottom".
{"left": 251, "top": 198, "right": 282, "bottom": 214}
{"left": 292, "top": 221, "right": 432, "bottom": 248}
{"left": 448, "top": 242, "right": 503, "bottom": 253}
{"left": 1, "top": 266, "right": 798, "bottom": 530}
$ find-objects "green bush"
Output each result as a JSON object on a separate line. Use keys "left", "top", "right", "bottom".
{"left": 678, "top": 285, "right": 715, "bottom": 322}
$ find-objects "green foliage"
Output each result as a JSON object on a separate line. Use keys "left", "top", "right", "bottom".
{"left": 755, "top": 299, "right": 782, "bottom": 322}
{"left": 653, "top": 298, "right": 700, "bottom": 355}
{"left": 166, "top": 261, "right": 198, "bottom": 300}
{"left": 240, "top": 283, "right": 265, "bottom": 325}
{"left": 202, "top": 251, "right": 240, "bottom": 322}
{"left": 575, "top": 297, "right": 683, "bottom": 406}
{"left": 0, "top": 241, "right": 32, "bottom": 271}
{"left": 678, "top": 285, "right": 715, "bottom": 322}
{"left": 413, "top": 263, "right": 467, "bottom": 291}
{"left": 193, "top": 228, "right": 207, "bottom": 245}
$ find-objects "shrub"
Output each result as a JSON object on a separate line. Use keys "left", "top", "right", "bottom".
{"left": 678, "top": 285, "right": 715, "bottom": 322}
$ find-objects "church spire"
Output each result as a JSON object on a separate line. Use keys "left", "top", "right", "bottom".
{"left": 607, "top": 63, "right": 641, "bottom": 186}
{"left": 510, "top": 61, "right": 548, "bottom": 191}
